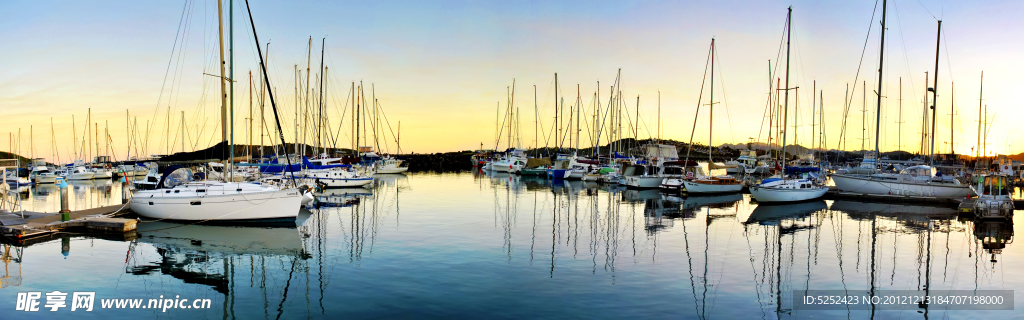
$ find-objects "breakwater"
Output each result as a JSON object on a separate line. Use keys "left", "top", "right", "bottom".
{"left": 398, "top": 151, "right": 473, "bottom": 173}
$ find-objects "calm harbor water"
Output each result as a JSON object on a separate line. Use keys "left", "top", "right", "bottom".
{"left": 1, "top": 171, "right": 1021, "bottom": 319}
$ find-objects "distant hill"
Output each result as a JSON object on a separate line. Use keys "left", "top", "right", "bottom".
{"left": 718, "top": 142, "right": 813, "bottom": 155}
{"left": 0, "top": 151, "right": 32, "bottom": 165}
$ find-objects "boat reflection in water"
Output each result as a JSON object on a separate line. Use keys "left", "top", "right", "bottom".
{"left": 973, "top": 218, "right": 1014, "bottom": 263}
{"left": 5, "top": 172, "right": 1021, "bottom": 318}
{"left": 829, "top": 199, "right": 958, "bottom": 218}
{"left": 745, "top": 200, "right": 826, "bottom": 225}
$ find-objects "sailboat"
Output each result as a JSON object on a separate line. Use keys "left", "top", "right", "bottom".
{"left": 830, "top": 2, "right": 971, "bottom": 201}
{"left": 129, "top": 0, "right": 303, "bottom": 222}
{"left": 749, "top": 7, "right": 828, "bottom": 203}
{"left": 680, "top": 38, "right": 743, "bottom": 194}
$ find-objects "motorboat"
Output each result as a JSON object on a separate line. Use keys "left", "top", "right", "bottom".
{"left": 89, "top": 165, "right": 113, "bottom": 180}
{"left": 29, "top": 165, "right": 57, "bottom": 184}
{"left": 374, "top": 156, "right": 409, "bottom": 174}
{"left": 5, "top": 170, "right": 32, "bottom": 186}
{"left": 490, "top": 149, "right": 527, "bottom": 174}
{"left": 660, "top": 161, "right": 703, "bottom": 190}
{"left": 64, "top": 165, "right": 95, "bottom": 180}
{"left": 969, "top": 174, "right": 1013, "bottom": 219}
{"left": 546, "top": 155, "right": 571, "bottom": 179}
{"left": 28, "top": 159, "right": 57, "bottom": 184}
{"left": 746, "top": 155, "right": 776, "bottom": 175}
{"left": 563, "top": 157, "right": 597, "bottom": 180}
{"left": 726, "top": 150, "right": 757, "bottom": 174}
{"left": 133, "top": 163, "right": 161, "bottom": 190}
{"left": 622, "top": 163, "right": 662, "bottom": 189}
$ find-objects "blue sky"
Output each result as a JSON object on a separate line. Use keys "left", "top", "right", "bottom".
{"left": 1, "top": 0, "right": 1021, "bottom": 160}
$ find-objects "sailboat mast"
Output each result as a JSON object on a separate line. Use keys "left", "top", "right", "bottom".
{"left": 87, "top": 108, "right": 91, "bottom": 161}
{"left": 874, "top": 0, "right": 887, "bottom": 159}
{"left": 249, "top": 71, "right": 253, "bottom": 161}
{"left": 575, "top": 84, "right": 580, "bottom": 153}
{"left": 243, "top": 0, "right": 296, "bottom": 184}
{"left": 72, "top": 114, "right": 76, "bottom": 160}
{"left": 350, "top": 82, "right": 355, "bottom": 154}
{"left": 898, "top": 78, "right": 902, "bottom": 154}
{"left": 217, "top": 0, "right": 228, "bottom": 178}
{"left": 304, "top": 37, "right": 311, "bottom": 157}
{"left": 921, "top": 72, "right": 929, "bottom": 156}
{"left": 977, "top": 71, "right": 983, "bottom": 161}
{"left": 710, "top": 37, "right": 717, "bottom": 164}
{"left": 294, "top": 66, "right": 298, "bottom": 157}
{"left": 929, "top": 20, "right": 941, "bottom": 166}
{"left": 534, "top": 85, "right": 539, "bottom": 154}
{"left": 228, "top": 0, "right": 234, "bottom": 180}
{"left": 780, "top": 7, "right": 791, "bottom": 165}
{"left": 181, "top": 112, "right": 185, "bottom": 153}
{"left": 554, "top": 73, "right": 559, "bottom": 151}
{"left": 318, "top": 38, "right": 325, "bottom": 158}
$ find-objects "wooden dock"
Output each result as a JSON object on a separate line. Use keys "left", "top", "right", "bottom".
{"left": 0, "top": 204, "right": 137, "bottom": 244}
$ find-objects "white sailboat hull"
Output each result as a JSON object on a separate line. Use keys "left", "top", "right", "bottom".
{"left": 749, "top": 186, "right": 827, "bottom": 202}
{"left": 831, "top": 174, "right": 972, "bottom": 199}
{"left": 682, "top": 180, "right": 743, "bottom": 193}
{"left": 130, "top": 188, "right": 302, "bottom": 221}
{"left": 564, "top": 170, "right": 584, "bottom": 180}
{"left": 623, "top": 176, "right": 662, "bottom": 189}
{"left": 317, "top": 177, "right": 373, "bottom": 188}
{"left": 67, "top": 172, "right": 95, "bottom": 180}
{"left": 376, "top": 167, "right": 409, "bottom": 174}
{"left": 490, "top": 162, "right": 522, "bottom": 173}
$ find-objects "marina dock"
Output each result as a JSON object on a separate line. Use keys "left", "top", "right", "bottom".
{"left": 0, "top": 204, "right": 136, "bottom": 244}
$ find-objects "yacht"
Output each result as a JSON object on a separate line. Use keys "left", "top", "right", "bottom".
{"left": 64, "top": 165, "right": 95, "bottom": 180}
{"left": 563, "top": 156, "right": 597, "bottom": 180}
{"left": 831, "top": 165, "right": 972, "bottom": 199}
{"left": 660, "top": 161, "right": 703, "bottom": 190}
{"left": 969, "top": 174, "right": 1013, "bottom": 219}
{"left": 374, "top": 156, "right": 409, "bottom": 174}
{"left": 681, "top": 175, "right": 743, "bottom": 193}
{"left": 622, "top": 163, "right": 662, "bottom": 189}
{"left": 133, "top": 164, "right": 161, "bottom": 190}
{"left": 301, "top": 168, "right": 373, "bottom": 188}
{"left": 89, "top": 165, "right": 113, "bottom": 180}
{"left": 5, "top": 170, "right": 32, "bottom": 186}
{"left": 131, "top": 2, "right": 302, "bottom": 222}
{"left": 490, "top": 149, "right": 527, "bottom": 174}
{"left": 130, "top": 167, "right": 303, "bottom": 222}
{"left": 726, "top": 151, "right": 757, "bottom": 174}
{"left": 545, "top": 154, "right": 571, "bottom": 179}
{"left": 749, "top": 177, "right": 827, "bottom": 202}
{"left": 29, "top": 162, "right": 58, "bottom": 184}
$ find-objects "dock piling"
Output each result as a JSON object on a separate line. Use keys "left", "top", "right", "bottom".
{"left": 59, "top": 179, "right": 70, "bottom": 221}
{"left": 121, "top": 174, "right": 130, "bottom": 204}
